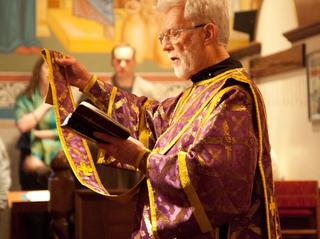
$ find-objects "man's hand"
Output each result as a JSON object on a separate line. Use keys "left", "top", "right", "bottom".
{"left": 94, "top": 133, "right": 147, "bottom": 167}
{"left": 55, "top": 57, "right": 91, "bottom": 91}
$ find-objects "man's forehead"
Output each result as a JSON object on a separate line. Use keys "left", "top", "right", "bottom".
{"left": 159, "top": 6, "right": 190, "bottom": 30}
{"left": 114, "top": 46, "right": 134, "bottom": 60}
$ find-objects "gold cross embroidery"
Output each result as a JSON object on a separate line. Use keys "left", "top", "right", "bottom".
{"left": 269, "top": 196, "right": 276, "bottom": 216}
{"left": 77, "top": 162, "right": 93, "bottom": 176}
{"left": 97, "top": 149, "right": 106, "bottom": 164}
{"left": 232, "top": 115, "right": 245, "bottom": 132}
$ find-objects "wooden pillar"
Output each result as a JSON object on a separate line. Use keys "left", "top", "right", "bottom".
{"left": 48, "top": 151, "right": 75, "bottom": 239}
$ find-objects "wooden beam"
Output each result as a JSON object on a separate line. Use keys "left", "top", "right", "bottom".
{"left": 250, "top": 44, "right": 305, "bottom": 79}
{"left": 293, "top": 0, "right": 320, "bottom": 27}
{"left": 0, "top": 74, "right": 31, "bottom": 82}
{"left": 229, "top": 42, "right": 261, "bottom": 60}
{"left": 284, "top": 22, "right": 320, "bottom": 43}
{"left": 281, "top": 229, "right": 317, "bottom": 235}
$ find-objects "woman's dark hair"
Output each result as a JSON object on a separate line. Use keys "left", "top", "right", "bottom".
{"left": 18, "top": 57, "right": 45, "bottom": 98}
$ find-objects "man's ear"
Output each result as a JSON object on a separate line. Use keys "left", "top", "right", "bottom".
{"left": 111, "top": 58, "right": 116, "bottom": 67}
{"left": 203, "top": 23, "right": 216, "bottom": 45}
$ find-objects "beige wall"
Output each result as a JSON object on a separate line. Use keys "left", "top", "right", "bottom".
{"left": 257, "top": 70, "right": 320, "bottom": 180}
{"left": 256, "top": 0, "right": 298, "bottom": 56}
{"left": 255, "top": 0, "right": 320, "bottom": 180}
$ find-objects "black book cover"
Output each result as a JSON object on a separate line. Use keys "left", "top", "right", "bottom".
{"left": 61, "top": 101, "right": 130, "bottom": 143}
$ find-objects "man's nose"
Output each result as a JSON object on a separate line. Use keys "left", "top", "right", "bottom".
{"left": 161, "top": 38, "right": 173, "bottom": 52}
{"left": 120, "top": 60, "right": 127, "bottom": 68}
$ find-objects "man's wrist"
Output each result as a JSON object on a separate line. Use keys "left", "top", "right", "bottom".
{"left": 135, "top": 148, "right": 150, "bottom": 173}
{"left": 31, "top": 111, "right": 38, "bottom": 123}
{"left": 82, "top": 74, "right": 97, "bottom": 93}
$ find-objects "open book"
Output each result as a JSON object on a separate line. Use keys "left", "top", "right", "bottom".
{"left": 61, "top": 101, "right": 130, "bottom": 143}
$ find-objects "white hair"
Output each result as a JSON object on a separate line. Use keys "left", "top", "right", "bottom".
{"left": 156, "top": 0, "right": 230, "bottom": 48}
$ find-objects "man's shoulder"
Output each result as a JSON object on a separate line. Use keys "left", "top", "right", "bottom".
{"left": 134, "top": 75, "right": 151, "bottom": 84}
{"left": 132, "top": 75, "right": 155, "bottom": 90}
{"left": 134, "top": 75, "right": 190, "bottom": 100}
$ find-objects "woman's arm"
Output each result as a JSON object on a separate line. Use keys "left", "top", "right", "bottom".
{"left": 33, "top": 129, "right": 58, "bottom": 139}
{"left": 16, "top": 103, "right": 52, "bottom": 133}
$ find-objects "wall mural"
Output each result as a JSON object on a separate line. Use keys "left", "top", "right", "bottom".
{"left": 0, "top": 0, "right": 262, "bottom": 119}
{"left": 307, "top": 51, "right": 320, "bottom": 121}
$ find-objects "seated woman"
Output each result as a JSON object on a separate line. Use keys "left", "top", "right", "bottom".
{"left": 15, "top": 57, "right": 61, "bottom": 190}
{"left": 14, "top": 57, "right": 62, "bottom": 239}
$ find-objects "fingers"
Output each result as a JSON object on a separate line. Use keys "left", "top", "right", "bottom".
{"left": 97, "top": 142, "right": 116, "bottom": 154}
{"left": 55, "top": 57, "right": 76, "bottom": 66}
{"left": 53, "top": 56, "right": 91, "bottom": 90}
{"left": 94, "top": 132, "right": 126, "bottom": 158}
{"left": 94, "top": 132, "right": 119, "bottom": 144}
{"left": 94, "top": 133, "right": 119, "bottom": 157}
{"left": 93, "top": 133, "right": 147, "bottom": 166}
{"left": 128, "top": 136, "right": 145, "bottom": 147}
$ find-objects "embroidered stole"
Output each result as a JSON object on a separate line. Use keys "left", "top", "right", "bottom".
{"left": 42, "top": 49, "right": 141, "bottom": 200}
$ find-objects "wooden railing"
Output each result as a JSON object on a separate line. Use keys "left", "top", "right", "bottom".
{"left": 48, "top": 151, "right": 136, "bottom": 239}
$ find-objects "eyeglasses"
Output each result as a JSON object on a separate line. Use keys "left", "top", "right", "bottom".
{"left": 158, "top": 24, "right": 206, "bottom": 44}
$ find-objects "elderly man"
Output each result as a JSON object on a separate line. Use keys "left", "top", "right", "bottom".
{"left": 46, "top": 0, "right": 281, "bottom": 238}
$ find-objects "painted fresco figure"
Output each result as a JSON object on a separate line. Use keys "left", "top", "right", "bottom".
{"left": 0, "top": 0, "right": 41, "bottom": 54}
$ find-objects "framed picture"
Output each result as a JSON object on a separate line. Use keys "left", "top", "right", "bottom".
{"left": 307, "top": 50, "right": 320, "bottom": 121}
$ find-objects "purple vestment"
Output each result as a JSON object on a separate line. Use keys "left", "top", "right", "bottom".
{"left": 42, "top": 49, "right": 281, "bottom": 239}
